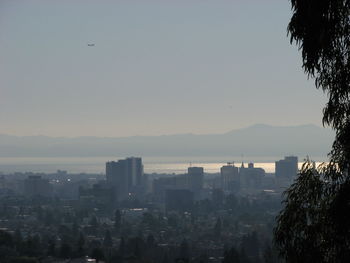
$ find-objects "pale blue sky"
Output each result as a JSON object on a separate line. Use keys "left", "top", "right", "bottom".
{"left": 0, "top": 0, "right": 327, "bottom": 137}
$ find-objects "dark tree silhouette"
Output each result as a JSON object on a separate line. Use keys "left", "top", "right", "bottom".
{"left": 76, "top": 232, "right": 85, "bottom": 257}
{"left": 115, "top": 209, "right": 122, "bottom": 233}
{"left": 90, "top": 247, "right": 104, "bottom": 263}
{"left": 0, "top": 230, "right": 14, "bottom": 248}
{"left": 119, "top": 237, "right": 125, "bottom": 258}
{"left": 9, "top": 257, "right": 38, "bottom": 263}
{"left": 47, "top": 239, "right": 56, "bottom": 257}
{"left": 146, "top": 234, "right": 155, "bottom": 248}
{"left": 274, "top": 1, "right": 350, "bottom": 262}
{"left": 214, "top": 217, "right": 222, "bottom": 237}
{"left": 59, "top": 243, "right": 72, "bottom": 259}
{"left": 263, "top": 245, "right": 279, "bottom": 263}
{"left": 178, "top": 239, "right": 190, "bottom": 263}
{"left": 103, "top": 230, "right": 113, "bottom": 248}
{"left": 222, "top": 247, "right": 240, "bottom": 263}
{"left": 126, "top": 237, "right": 145, "bottom": 259}
{"left": 241, "top": 231, "right": 259, "bottom": 261}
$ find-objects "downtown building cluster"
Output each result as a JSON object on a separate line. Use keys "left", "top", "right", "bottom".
{"left": 0, "top": 156, "right": 299, "bottom": 263}
{"left": 1, "top": 156, "right": 299, "bottom": 211}
{"left": 87, "top": 156, "right": 300, "bottom": 212}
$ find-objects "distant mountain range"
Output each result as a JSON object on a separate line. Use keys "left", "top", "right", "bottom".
{"left": 0, "top": 124, "right": 334, "bottom": 159}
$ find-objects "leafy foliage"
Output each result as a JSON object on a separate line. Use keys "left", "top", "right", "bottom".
{"left": 289, "top": 0, "right": 350, "bottom": 170}
{"left": 275, "top": 0, "right": 350, "bottom": 262}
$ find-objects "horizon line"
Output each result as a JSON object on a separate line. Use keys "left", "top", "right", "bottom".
{"left": 0, "top": 123, "right": 328, "bottom": 139}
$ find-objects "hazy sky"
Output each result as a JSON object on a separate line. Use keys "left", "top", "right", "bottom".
{"left": 0, "top": 0, "right": 328, "bottom": 137}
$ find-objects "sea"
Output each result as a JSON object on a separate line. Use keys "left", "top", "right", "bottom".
{"left": 0, "top": 156, "right": 326, "bottom": 175}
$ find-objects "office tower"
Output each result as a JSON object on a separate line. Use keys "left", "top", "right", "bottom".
{"left": 106, "top": 157, "right": 144, "bottom": 201}
{"left": 126, "top": 157, "right": 143, "bottom": 189}
{"left": 188, "top": 167, "right": 204, "bottom": 199}
{"left": 220, "top": 163, "right": 239, "bottom": 192}
{"left": 24, "top": 175, "right": 53, "bottom": 197}
{"left": 152, "top": 174, "right": 188, "bottom": 202}
{"left": 106, "top": 159, "right": 128, "bottom": 201}
{"left": 240, "top": 162, "right": 265, "bottom": 189}
{"left": 275, "top": 156, "right": 298, "bottom": 178}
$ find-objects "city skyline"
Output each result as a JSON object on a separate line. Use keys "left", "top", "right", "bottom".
{"left": 0, "top": 0, "right": 347, "bottom": 261}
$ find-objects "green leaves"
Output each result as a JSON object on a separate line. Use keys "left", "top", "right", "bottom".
{"left": 275, "top": 2, "right": 350, "bottom": 260}
{"left": 274, "top": 161, "right": 326, "bottom": 262}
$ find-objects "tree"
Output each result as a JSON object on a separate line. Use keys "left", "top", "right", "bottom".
{"left": 126, "top": 237, "right": 145, "bottom": 259}
{"left": 119, "top": 237, "right": 125, "bottom": 258}
{"left": 9, "top": 257, "right": 39, "bottom": 263}
{"left": 214, "top": 217, "right": 222, "bottom": 237}
{"left": 76, "top": 232, "right": 85, "bottom": 257}
{"left": 0, "top": 230, "right": 14, "bottom": 248}
{"left": 90, "top": 247, "right": 105, "bottom": 263}
{"left": 14, "top": 229, "right": 23, "bottom": 254}
{"left": 146, "top": 234, "right": 155, "bottom": 249}
{"left": 114, "top": 209, "right": 122, "bottom": 233}
{"left": 178, "top": 239, "right": 190, "bottom": 263}
{"left": 222, "top": 247, "right": 240, "bottom": 263}
{"left": 59, "top": 243, "right": 72, "bottom": 259}
{"left": 142, "top": 212, "right": 157, "bottom": 230}
{"left": 274, "top": 1, "right": 350, "bottom": 262}
{"left": 89, "top": 215, "right": 99, "bottom": 236}
{"left": 241, "top": 232, "right": 259, "bottom": 261}
{"left": 161, "top": 251, "right": 170, "bottom": 263}
{"left": 23, "top": 235, "right": 41, "bottom": 257}
{"left": 47, "top": 239, "right": 56, "bottom": 257}
{"left": 103, "top": 230, "right": 113, "bottom": 248}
